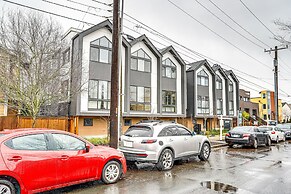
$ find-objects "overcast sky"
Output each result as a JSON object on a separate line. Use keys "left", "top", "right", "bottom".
{"left": 1, "top": 0, "right": 291, "bottom": 102}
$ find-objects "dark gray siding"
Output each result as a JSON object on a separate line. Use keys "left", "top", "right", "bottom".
{"left": 197, "top": 85, "right": 209, "bottom": 97}
{"left": 186, "top": 71, "right": 195, "bottom": 117}
{"left": 89, "top": 62, "right": 111, "bottom": 81}
{"left": 129, "top": 71, "right": 151, "bottom": 87}
{"left": 161, "top": 78, "right": 176, "bottom": 91}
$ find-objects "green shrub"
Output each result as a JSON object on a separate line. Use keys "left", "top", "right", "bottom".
{"left": 85, "top": 137, "right": 109, "bottom": 146}
{"left": 209, "top": 129, "right": 229, "bottom": 136}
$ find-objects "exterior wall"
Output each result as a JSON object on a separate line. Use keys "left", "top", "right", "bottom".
{"left": 239, "top": 89, "right": 259, "bottom": 116}
{"left": 216, "top": 70, "right": 227, "bottom": 116}
{"left": 130, "top": 41, "right": 158, "bottom": 115}
{"left": 78, "top": 116, "right": 109, "bottom": 137}
{"left": 228, "top": 76, "right": 237, "bottom": 116}
{"left": 282, "top": 103, "right": 291, "bottom": 122}
{"left": 195, "top": 66, "right": 214, "bottom": 116}
{"left": 161, "top": 52, "right": 183, "bottom": 115}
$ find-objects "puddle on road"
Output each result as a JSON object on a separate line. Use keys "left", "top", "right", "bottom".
{"left": 201, "top": 181, "right": 237, "bottom": 193}
{"left": 201, "top": 181, "right": 254, "bottom": 193}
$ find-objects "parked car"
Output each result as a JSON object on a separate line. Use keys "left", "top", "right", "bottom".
{"left": 258, "top": 126, "right": 285, "bottom": 143}
{"left": 0, "top": 128, "right": 126, "bottom": 194}
{"left": 225, "top": 126, "right": 271, "bottom": 148}
{"left": 277, "top": 124, "right": 291, "bottom": 139}
{"left": 119, "top": 121, "right": 211, "bottom": 171}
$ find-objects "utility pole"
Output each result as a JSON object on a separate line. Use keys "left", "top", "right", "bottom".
{"left": 109, "top": 0, "right": 120, "bottom": 149}
{"left": 264, "top": 45, "right": 288, "bottom": 124}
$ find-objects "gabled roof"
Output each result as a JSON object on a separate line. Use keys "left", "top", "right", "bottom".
{"left": 224, "top": 69, "right": 239, "bottom": 83}
{"left": 160, "top": 46, "right": 186, "bottom": 67}
{"left": 212, "top": 64, "right": 228, "bottom": 80}
{"left": 72, "top": 19, "right": 130, "bottom": 47}
{"left": 187, "top": 59, "right": 215, "bottom": 75}
{"left": 130, "top": 34, "right": 161, "bottom": 58}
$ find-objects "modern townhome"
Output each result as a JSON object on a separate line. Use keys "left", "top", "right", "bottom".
{"left": 186, "top": 60, "right": 239, "bottom": 131}
{"left": 66, "top": 20, "right": 187, "bottom": 137}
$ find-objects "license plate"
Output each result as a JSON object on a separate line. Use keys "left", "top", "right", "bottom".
{"left": 123, "top": 141, "right": 133, "bottom": 148}
{"left": 232, "top": 134, "right": 240, "bottom": 138}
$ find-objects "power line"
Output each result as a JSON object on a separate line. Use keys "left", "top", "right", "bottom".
{"left": 3, "top": 0, "right": 96, "bottom": 26}
{"left": 194, "top": 0, "right": 264, "bottom": 49}
{"left": 207, "top": 0, "right": 271, "bottom": 48}
{"left": 67, "top": 0, "right": 111, "bottom": 12}
{"left": 239, "top": 0, "right": 276, "bottom": 37}
{"left": 91, "top": 0, "right": 112, "bottom": 7}
{"left": 167, "top": 0, "right": 272, "bottom": 70}
{"left": 42, "top": 0, "right": 110, "bottom": 19}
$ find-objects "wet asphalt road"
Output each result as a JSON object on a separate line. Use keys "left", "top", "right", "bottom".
{"left": 44, "top": 141, "right": 291, "bottom": 194}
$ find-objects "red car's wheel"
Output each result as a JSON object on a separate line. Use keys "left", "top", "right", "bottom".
{"left": 101, "top": 161, "right": 121, "bottom": 184}
{"left": 0, "top": 180, "right": 16, "bottom": 194}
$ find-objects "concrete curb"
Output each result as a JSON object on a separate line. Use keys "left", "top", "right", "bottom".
{"left": 210, "top": 141, "right": 228, "bottom": 148}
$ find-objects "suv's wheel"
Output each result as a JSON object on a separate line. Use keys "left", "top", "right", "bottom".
{"left": 253, "top": 139, "right": 258, "bottom": 149}
{"left": 101, "top": 161, "right": 121, "bottom": 184}
{"left": 266, "top": 137, "right": 271, "bottom": 146}
{"left": 228, "top": 144, "right": 234, "bottom": 148}
{"left": 0, "top": 180, "right": 16, "bottom": 194}
{"left": 156, "top": 149, "right": 174, "bottom": 171}
{"left": 198, "top": 142, "right": 211, "bottom": 161}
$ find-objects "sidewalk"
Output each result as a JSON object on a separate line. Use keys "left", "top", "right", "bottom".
{"left": 208, "top": 135, "right": 228, "bottom": 148}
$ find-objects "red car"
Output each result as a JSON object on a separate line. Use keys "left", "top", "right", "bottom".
{"left": 0, "top": 128, "right": 127, "bottom": 194}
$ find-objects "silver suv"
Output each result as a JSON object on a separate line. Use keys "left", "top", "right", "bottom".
{"left": 119, "top": 121, "right": 211, "bottom": 170}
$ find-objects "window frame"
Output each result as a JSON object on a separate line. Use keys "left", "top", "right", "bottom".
{"left": 162, "top": 58, "right": 176, "bottom": 79}
{"left": 162, "top": 90, "right": 176, "bottom": 113}
{"left": 89, "top": 36, "right": 112, "bottom": 64}
{"left": 130, "top": 85, "right": 151, "bottom": 112}
{"left": 197, "top": 95, "right": 210, "bottom": 114}
{"left": 5, "top": 133, "right": 48, "bottom": 151}
{"left": 197, "top": 70, "right": 209, "bottom": 86}
{"left": 130, "top": 49, "right": 151, "bottom": 73}
{"left": 88, "top": 79, "right": 111, "bottom": 110}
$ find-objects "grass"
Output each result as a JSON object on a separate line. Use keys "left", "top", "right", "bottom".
{"left": 85, "top": 137, "right": 109, "bottom": 146}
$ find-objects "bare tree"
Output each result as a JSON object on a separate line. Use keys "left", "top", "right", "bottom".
{"left": 274, "top": 19, "right": 291, "bottom": 45}
{"left": 0, "top": 10, "right": 80, "bottom": 127}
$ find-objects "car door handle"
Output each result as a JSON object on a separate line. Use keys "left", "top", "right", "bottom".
{"left": 7, "top": 156, "right": 22, "bottom": 161}
{"left": 59, "top": 155, "right": 69, "bottom": 160}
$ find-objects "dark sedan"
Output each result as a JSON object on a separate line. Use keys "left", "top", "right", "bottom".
{"left": 225, "top": 126, "right": 271, "bottom": 148}
{"left": 277, "top": 124, "right": 291, "bottom": 139}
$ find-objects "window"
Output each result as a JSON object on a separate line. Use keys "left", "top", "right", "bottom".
{"left": 217, "top": 98, "right": 223, "bottom": 115}
{"left": 5, "top": 134, "right": 47, "bottom": 150}
{"left": 177, "top": 127, "right": 192, "bottom": 136}
{"left": 124, "top": 119, "right": 132, "bottom": 126}
{"left": 158, "top": 126, "right": 178, "bottom": 137}
{"left": 162, "top": 91, "right": 176, "bottom": 113}
{"left": 84, "top": 118, "right": 93, "bottom": 126}
{"left": 61, "top": 80, "right": 69, "bottom": 97}
{"left": 197, "top": 70, "right": 209, "bottom": 86}
{"left": 162, "top": 58, "right": 176, "bottom": 79}
{"left": 52, "top": 134, "right": 85, "bottom": 150}
{"left": 131, "top": 49, "right": 151, "bottom": 72}
{"left": 197, "top": 95, "right": 209, "bottom": 114}
{"left": 63, "top": 48, "right": 70, "bottom": 65}
{"left": 216, "top": 76, "right": 222, "bottom": 90}
{"left": 125, "top": 126, "right": 153, "bottom": 137}
{"left": 229, "top": 82, "right": 233, "bottom": 92}
{"left": 263, "top": 114, "right": 267, "bottom": 120}
{"left": 88, "top": 80, "right": 111, "bottom": 110}
{"left": 263, "top": 104, "right": 266, "bottom": 109}
{"left": 130, "top": 86, "right": 151, "bottom": 111}
{"left": 262, "top": 93, "right": 266, "bottom": 99}
{"left": 90, "top": 36, "right": 112, "bottom": 64}
{"left": 229, "top": 100, "right": 234, "bottom": 115}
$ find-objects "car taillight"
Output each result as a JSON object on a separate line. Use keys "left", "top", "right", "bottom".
{"left": 243, "top": 134, "right": 250, "bottom": 138}
{"left": 136, "top": 153, "right": 148, "bottom": 157}
{"left": 141, "top": 139, "right": 157, "bottom": 144}
{"left": 225, "top": 133, "right": 230, "bottom": 137}
{"left": 271, "top": 131, "right": 275, "bottom": 134}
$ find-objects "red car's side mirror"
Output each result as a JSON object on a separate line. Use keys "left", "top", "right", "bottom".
{"left": 85, "top": 145, "right": 90, "bottom": 153}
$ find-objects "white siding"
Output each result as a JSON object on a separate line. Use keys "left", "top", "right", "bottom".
{"left": 228, "top": 76, "right": 237, "bottom": 116}
{"left": 216, "top": 71, "right": 227, "bottom": 116}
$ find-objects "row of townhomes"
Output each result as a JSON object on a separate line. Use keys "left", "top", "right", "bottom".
{"left": 61, "top": 20, "right": 239, "bottom": 137}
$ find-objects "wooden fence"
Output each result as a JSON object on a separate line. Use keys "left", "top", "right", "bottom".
{"left": 0, "top": 116, "right": 69, "bottom": 131}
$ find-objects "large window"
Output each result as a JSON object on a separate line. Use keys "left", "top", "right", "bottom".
{"left": 197, "top": 70, "right": 209, "bottom": 86}
{"left": 216, "top": 76, "right": 222, "bottom": 90}
{"left": 229, "top": 100, "right": 234, "bottom": 115}
{"left": 131, "top": 49, "right": 151, "bottom": 72}
{"left": 197, "top": 95, "right": 209, "bottom": 114}
{"left": 162, "top": 58, "right": 176, "bottom": 79}
{"left": 88, "top": 80, "right": 111, "bottom": 110}
{"left": 90, "top": 36, "right": 112, "bottom": 64}
{"left": 162, "top": 91, "right": 176, "bottom": 113}
{"left": 130, "top": 86, "right": 151, "bottom": 111}
{"left": 229, "top": 81, "right": 233, "bottom": 92}
{"left": 217, "top": 98, "right": 223, "bottom": 115}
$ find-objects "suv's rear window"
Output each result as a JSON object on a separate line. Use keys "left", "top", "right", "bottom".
{"left": 124, "top": 126, "right": 153, "bottom": 137}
